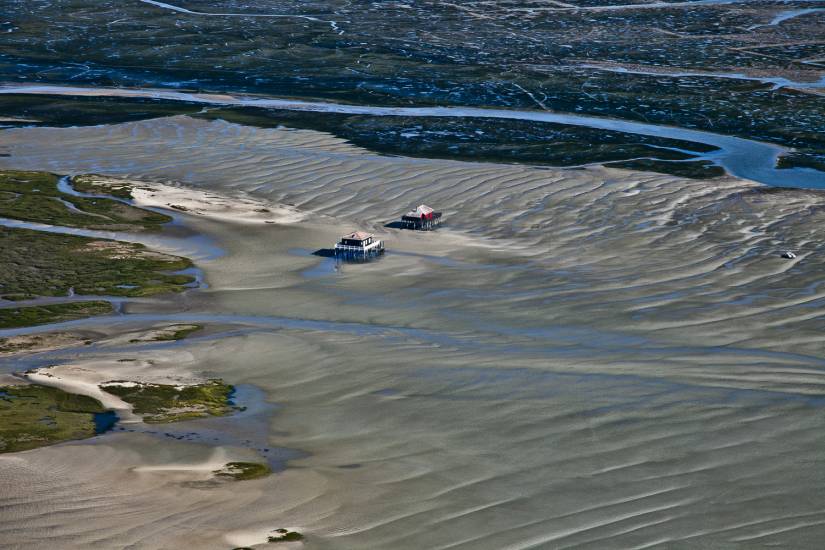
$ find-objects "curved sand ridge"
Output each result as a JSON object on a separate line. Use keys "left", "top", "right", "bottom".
{"left": 4, "top": 117, "right": 825, "bottom": 547}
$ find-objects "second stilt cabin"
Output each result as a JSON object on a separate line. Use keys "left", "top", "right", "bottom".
{"left": 334, "top": 231, "right": 385, "bottom": 260}
{"left": 401, "top": 204, "right": 442, "bottom": 230}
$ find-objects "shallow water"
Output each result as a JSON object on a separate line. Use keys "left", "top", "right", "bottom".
{"left": 4, "top": 117, "right": 825, "bottom": 548}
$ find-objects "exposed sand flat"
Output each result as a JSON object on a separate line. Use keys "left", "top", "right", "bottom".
{"left": 21, "top": 350, "right": 213, "bottom": 424}
{"left": 25, "top": 365, "right": 140, "bottom": 423}
{"left": 0, "top": 332, "right": 92, "bottom": 356}
{"left": 4, "top": 117, "right": 825, "bottom": 548}
{"left": 100, "top": 323, "right": 200, "bottom": 345}
{"left": 0, "top": 434, "right": 325, "bottom": 549}
{"left": 4, "top": 116, "right": 825, "bottom": 353}
{"left": 75, "top": 173, "right": 306, "bottom": 225}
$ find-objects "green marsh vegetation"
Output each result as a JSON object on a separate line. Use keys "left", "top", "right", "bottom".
{"left": 0, "top": 94, "right": 204, "bottom": 128}
{"left": 0, "top": 170, "right": 170, "bottom": 230}
{"left": 0, "top": 375, "right": 238, "bottom": 453}
{"left": 0, "top": 301, "right": 113, "bottom": 329}
{"left": 199, "top": 107, "right": 725, "bottom": 179}
{"left": 71, "top": 174, "right": 135, "bottom": 200}
{"left": 268, "top": 529, "right": 305, "bottom": 543}
{"left": 0, "top": 170, "right": 194, "bottom": 328}
{"left": 0, "top": 225, "right": 194, "bottom": 301}
{"left": 605, "top": 159, "right": 725, "bottom": 179}
{"left": 2, "top": 0, "right": 824, "bottom": 173}
{"left": 214, "top": 461, "right": 272, "bottom": 481}
{"left": 0, "top": 384, "right": 108, "bottom": 453}
{"left": 0, "top": 96, "right": 731, "bottom": 178}
{"left": 99, "top": 380, "right": 234, "bottom": 423}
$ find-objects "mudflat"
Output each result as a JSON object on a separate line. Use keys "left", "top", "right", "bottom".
{"left": 2, "top": 117, "right": 825, "bottom": 548}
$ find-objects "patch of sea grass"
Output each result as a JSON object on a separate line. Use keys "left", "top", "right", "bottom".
{"left": 0, "top": 226, "right": 194, "bottom": 300}
{"left": 100, "top": 380, "right": 234, "bottom": 423}
{"left": 0, "top": 384, "right": 107, "bottom": 453}
{"left": 0, "top": 170, "right": 170, "bottom": 230}
{"left": 0, "top": 301, "right": 113, "bottom": 329}
{"left": 214, "top": 461, "right": 272, "bottom": 481}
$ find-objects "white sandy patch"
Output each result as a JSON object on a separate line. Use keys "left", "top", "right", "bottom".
{"left": 74, "top": 172, "right": 305, "bottom": 224}
{"left": 131, "top": 180, "right": 305, "bottom": 225}
{"left": 25, "top": 365, "right": 140, "bottom": 423}
{"left": 21, "top": 350, "right": 209, "bottom": 424}
{"left": 0, "top": 332, "right": 90, "bottom": 356}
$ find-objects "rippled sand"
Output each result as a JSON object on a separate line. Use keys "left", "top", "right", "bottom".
{"left": 3, "top": 116, "right": 825, "bottom": 548}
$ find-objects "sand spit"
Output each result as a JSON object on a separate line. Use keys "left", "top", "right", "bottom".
{"left": 76, "top": 173, "right": 305, "bottom": 225}
{"left": 0, "top": 323, "right": 202, "bottom": 356}
{"left": 0, "top": 331, "right": 93, "bottom": 356}
{"left": 132, "top": 182, "right": 305, "bottom": 225}
{"left": 25, "top": 364, "right": 139, "bottom": 422}
{"left": 21, "top": 351, "right": 208, "bottom": 424}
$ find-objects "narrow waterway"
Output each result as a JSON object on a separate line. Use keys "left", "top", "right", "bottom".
{"left": 3, "top": 84, "right": 825, "bottom": 188}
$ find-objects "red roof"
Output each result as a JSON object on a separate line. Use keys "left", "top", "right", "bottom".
{"left": 405, "top": 204, "right": 434, "bottom": 217}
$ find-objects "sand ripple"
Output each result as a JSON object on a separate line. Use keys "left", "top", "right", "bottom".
{"left": 3, "top": 117, "right": 825, "bottom": 547}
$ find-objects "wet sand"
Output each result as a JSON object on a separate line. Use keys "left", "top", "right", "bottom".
{"left": 3, "top": 116, "right": 825, "bottom": 548}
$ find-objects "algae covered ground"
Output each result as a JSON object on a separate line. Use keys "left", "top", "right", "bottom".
{"left": 151, "top": 324, "right": 202, "bottom": 342}
{"left": 0, "top": 225, "right": 194, "bottom": 300}
{"left": 100, "top": 380, "right": 235, "bottom": 423}
{"left": 0, "top": 377, "right": 237, "bottom": 454}
{"left": 0, "top": 301, "right": 113, "bottom": 329}
{"left": 0, "top": 332, "right": 91, "bottom": 355}
{"left": 214, "top": 461, "right": 272, "bottom": 481}
{"left": 0, "top": 170, "right": 195, "bottom": 328}
{"left": 268, "top": 529, "right": 305, "bottom": 543}
{"left": 0, "top": 170, "right": 170, "bottom": 230}
{"left": 71, "top": 174, "right": 136, "bottom": 200}
{"left": 0, "top": 384, "right": 107, "bottom": 453}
